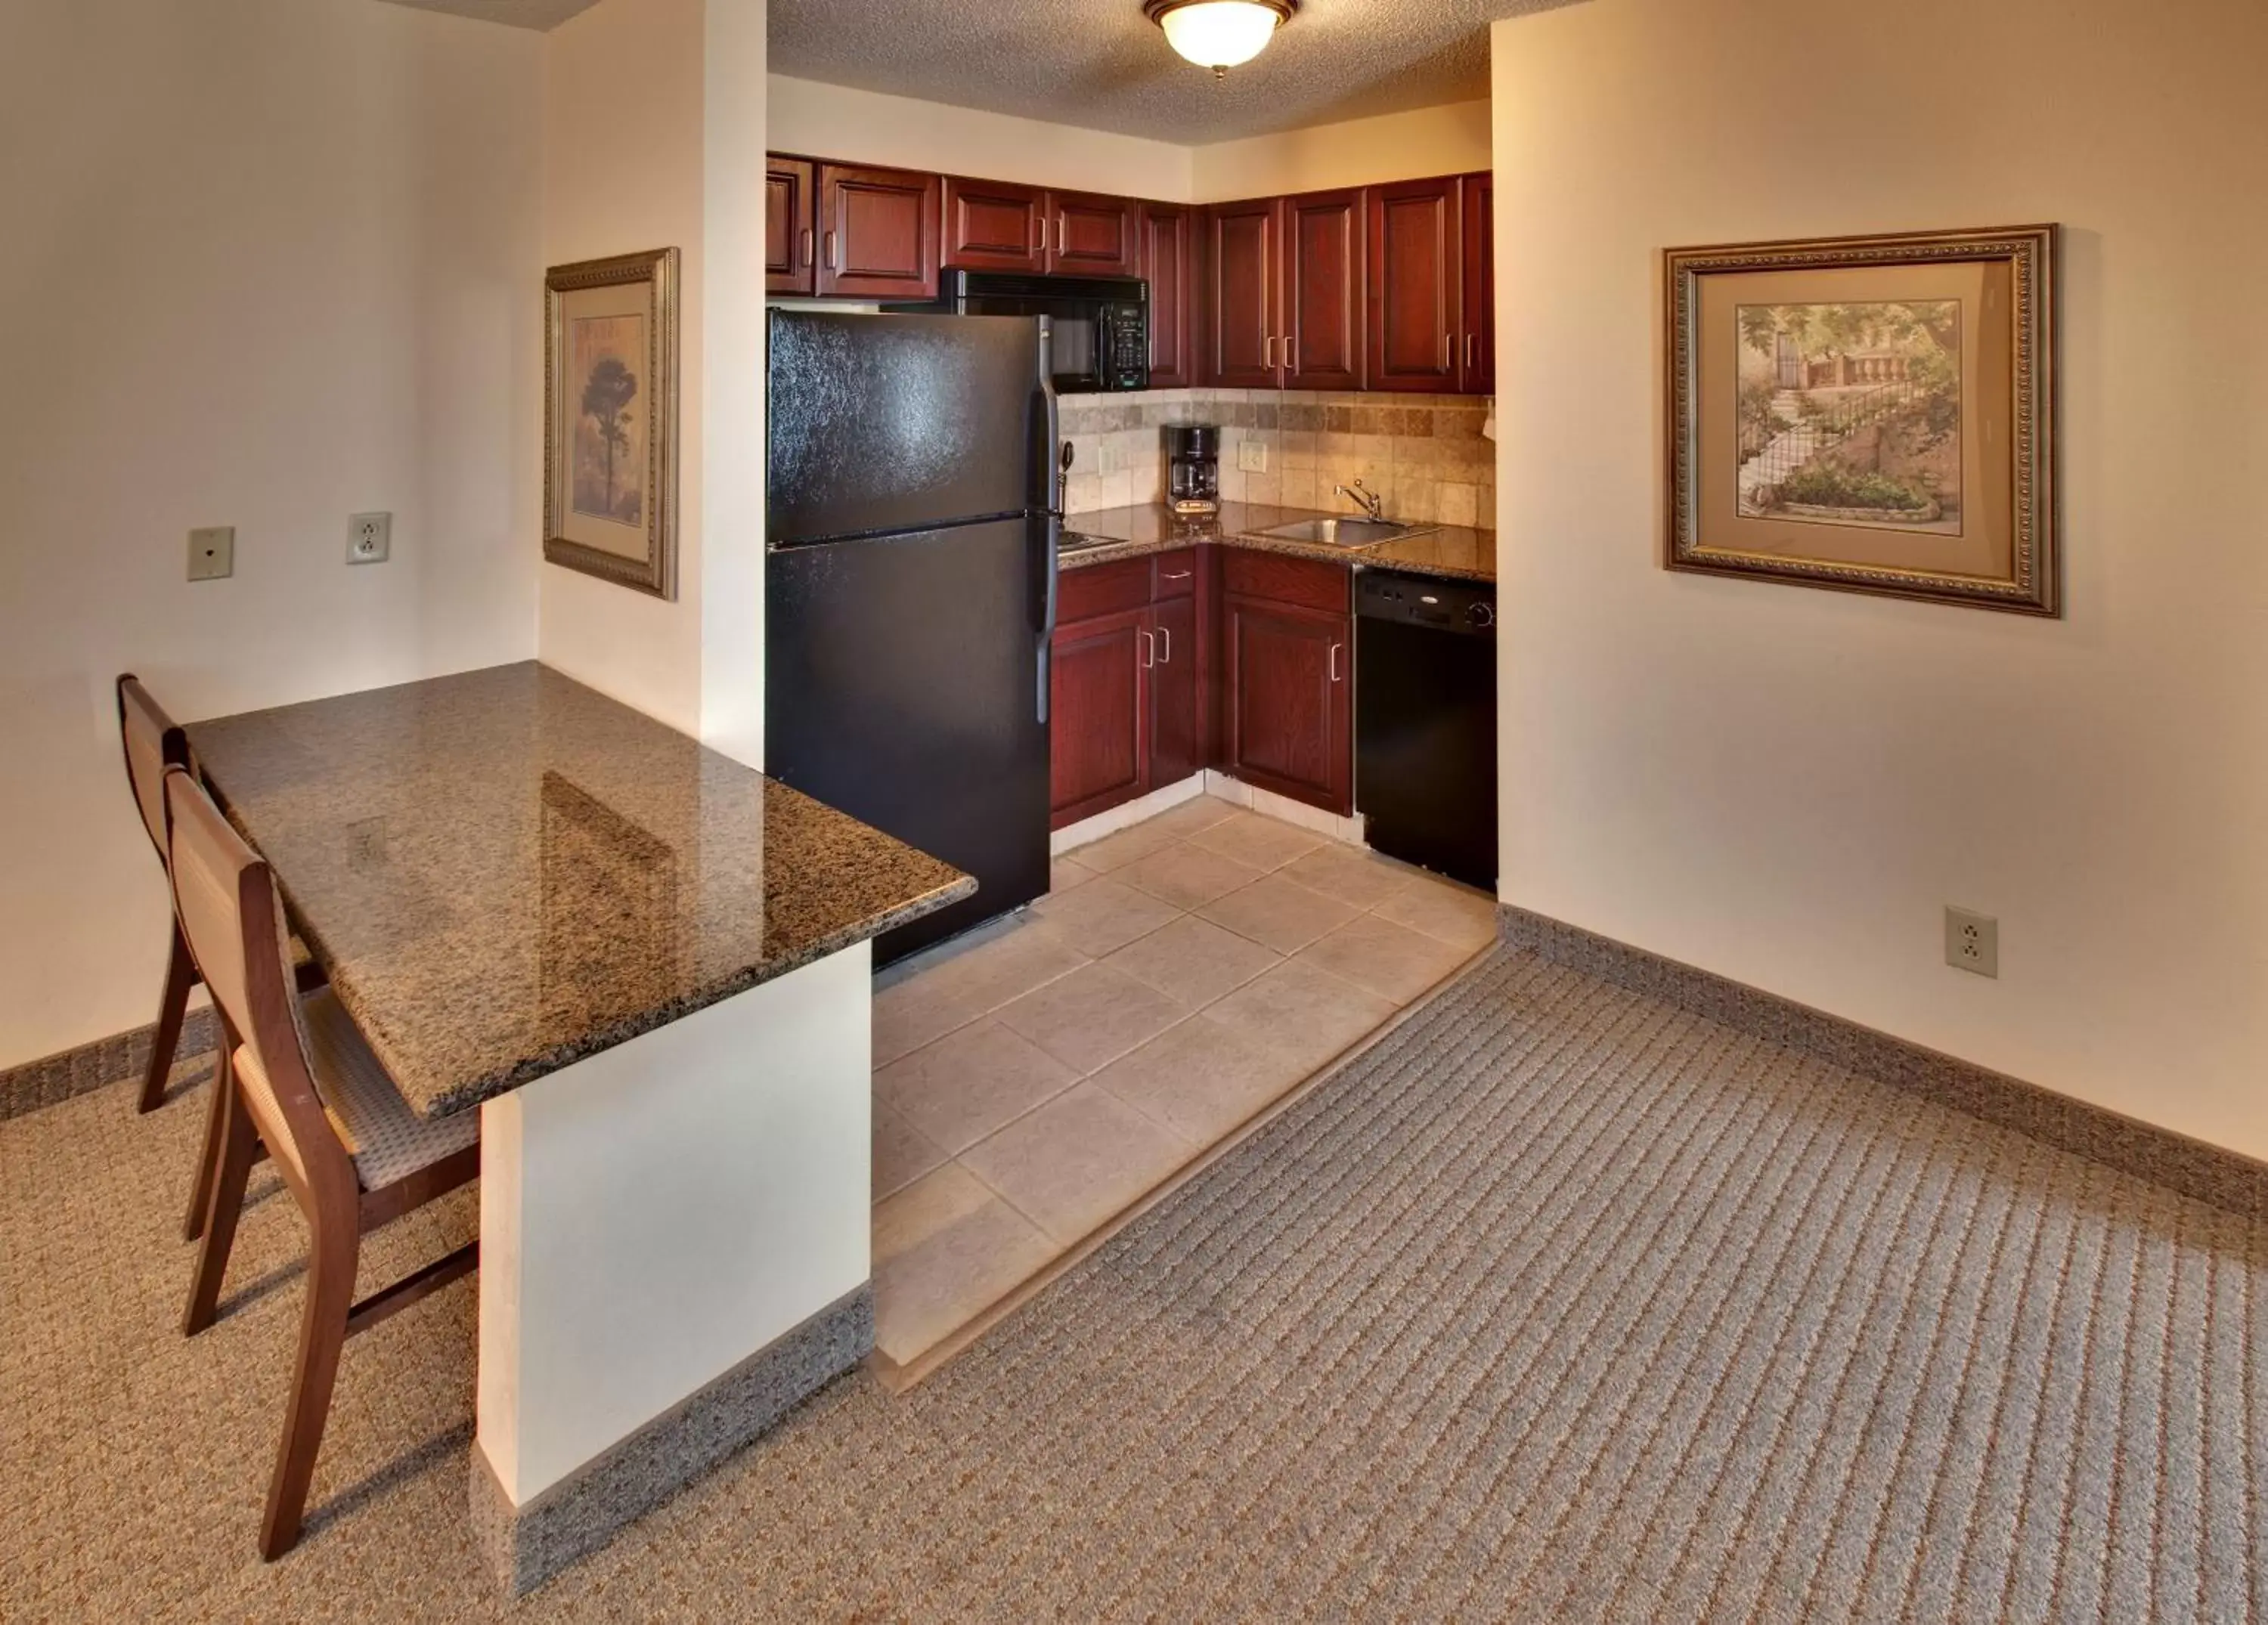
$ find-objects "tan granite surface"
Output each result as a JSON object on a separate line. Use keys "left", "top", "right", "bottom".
{"left": 1061, "top": 502, "right": 1495, "bottom": 583}
{"left": 184, "top": 662, "right": 973, "bottom": 1120}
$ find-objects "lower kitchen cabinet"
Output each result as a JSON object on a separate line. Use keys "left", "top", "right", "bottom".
{"left": 1148, "top": 592, "right": 1199, "bottom": 788}
{"left": 1222, "top": 596, "right": 1352, "bottom": 816}
{"left": 1050, "top": 605, "right": 1150, "bottom": 826}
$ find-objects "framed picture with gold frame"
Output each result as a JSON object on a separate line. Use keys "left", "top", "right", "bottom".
{"left": 1665, "top": 224, "right": 2057, "bottom": 614}
{"left": 544, "top": 247, "right": 679, "bottom": 599}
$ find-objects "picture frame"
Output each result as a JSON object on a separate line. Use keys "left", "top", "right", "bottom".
{"left": 544, "top": 247, "right": 680, "bottom": 599}
{"left": 1664, "top": 224, "right": 2058, "bottom": 615}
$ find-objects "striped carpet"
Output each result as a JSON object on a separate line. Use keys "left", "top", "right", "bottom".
{"left": 2, "top": 947, "right": 2260, "bottom": 1620}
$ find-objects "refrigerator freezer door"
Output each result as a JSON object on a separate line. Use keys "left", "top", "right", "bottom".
{"left": 766, "top": 515, "right": 1051, "bottom": 963}
{"left": 768, "top": 310, "right": 1050, "bottom": 545}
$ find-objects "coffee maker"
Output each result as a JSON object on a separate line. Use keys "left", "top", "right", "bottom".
{"left": 1164, "top": 423, "right": 1220, "bottom": 515}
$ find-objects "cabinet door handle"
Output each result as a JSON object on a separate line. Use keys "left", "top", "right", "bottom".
{"left": 1264, "top": 335, "right": 1276, "bottom": 370}
{"left": 1058, "top": 216, "right": 1067, "bottom": 255}
{"left": 1160, "top": 569, "right": 1191, "bottom": 580}
{"left": 1139, "top": 629, "right": 1155, "bottom": 669}
{"left": 1329, "top": 641, "right": 1344, "bottom": 683}
{"left": 1465, "top": 333, "right": 1478, "bottom": 373}
{"left": 1157, "top": 626, "right": 1171, "bottom": 664}
{"left": 824, "top": 229, "right": 840, "bottom": 272}
{"left": 799, "top": 228, "right": 814, "bottom": 269}
{"left": 1443, "top": 330, "right": 1454, "bottom": 370}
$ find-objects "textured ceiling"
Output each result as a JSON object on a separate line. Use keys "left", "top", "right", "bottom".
{"left": 773, "top": 0, "right": 1562, "bottom": 144}
{"left": 375, "top": 0, "right": 606, "bottom": 29}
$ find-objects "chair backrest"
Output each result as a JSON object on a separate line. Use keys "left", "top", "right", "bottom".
{"left": 162, "top": 766, "right": 350, "bottom": 1201}
{"left": 116, "top": 674, "right": 188, "bottom": 863}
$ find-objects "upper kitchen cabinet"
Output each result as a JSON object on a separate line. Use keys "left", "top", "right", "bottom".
{"left": 1281, "top": 187, "right": 1365, "bottom": 392}
{"left": 1458, "top": 172, "right": 1495, "bottom": 394}
{"left": 942, "top": 175, "right": 1048, "bottom": 273}
{"left": 1366, "top": 176, "right": 1461, "bottom": 393}
{"left": 1139, "top": 202, "right": 1197, "bottom": 389}
{"left": 1048, "top": 189, "right": 1140, "bottom": 277}
{"left": 767, "top": 156, "right": 816, "bottom": 296}
{"left": 1204, "top": 197, "right": 1281, "bottom": 388}
{"left": 814, "top": 162, "right": 940, "bottom": 300}
{"left": 943, "top": 179, "right": 1140, "bottom": 277}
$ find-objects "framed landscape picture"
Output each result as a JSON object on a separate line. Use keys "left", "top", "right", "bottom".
{"left": 1665, "top": 224, "right": 2058, "bottom": 614}
{"left": 544, "top": 247, "right": 680, "bottom": 598}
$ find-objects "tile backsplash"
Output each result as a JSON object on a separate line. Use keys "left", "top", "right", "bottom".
{"left": 1057, "top": 389, "right": 1495, "bottom": 528}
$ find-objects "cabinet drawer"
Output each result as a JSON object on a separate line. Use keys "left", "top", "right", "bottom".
{"left": 1222, "top": 548, "right": 1349, "bottom": 614}
{"left": 1057, "top": 556, "right": 1150, "bottom": 623}
{"left": 1151, "top": 549, "right": 1198, "bottom": 599}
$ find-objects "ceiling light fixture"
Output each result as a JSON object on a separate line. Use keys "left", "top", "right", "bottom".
{"left": 1144, "top": 0, "right": 1297, "bottom": 79}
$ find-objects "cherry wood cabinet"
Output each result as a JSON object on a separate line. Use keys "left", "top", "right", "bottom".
{"left": 766, "top": 156, "right": 816, "bottom": 296}
{"left": 1048, "top": 189, "right": 1140, "bottom": 277}
{"left": 1220, "top": 551, "right": 1352, "bottom": 816}
{"left": 1281, "top": 188, "right": 1366, "bottom": 391}
{"left": 1366, "top": 176, "right": 1461, "bottom": 393}
{"left": 941, "top": 175, "right": 1047, "bottom": 273}
{"left": 1050, "top": 605, "right": 1151, "bottom": 825}
{"left": 1203, "top": 198, "right": 1281, "bottom": 388}
{"left": 814, "top": 162, "right": 940, "bottom": 300}
{"left": 1458, "top": 171, "right": 1495, "bottom": 395}
{"left": 942, "top": 179, "right": 1140, "bottom": 277}
{"left": 1139, "top": 203, "right": 1197, "bottom": 389}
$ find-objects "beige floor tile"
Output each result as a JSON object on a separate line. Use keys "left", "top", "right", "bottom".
{"left": 1204, "top": 958, "right": 1399, "bottom": 1074}
{"left": 1294, "top": 912, "right": 1473, "bottom": 1005}
{"left": 1139, "top": 794, "right": 1244, "bottom": 839}
{"left": 873, "top": 1018, "right": 1079, "bottom": 1155}
{"left": 872, "top": 1099, "right": 950, "bottom": 1202}
{"left": 994, "top": 961, "right": 1190, "bottom": 1076}
{"left": 872, "top": 1168, "right": 1060, "bottom": 1364}
{"left": 1091, "top": 1015, "right": 1310, "bottom": 1147}
{"left": 1104, "top": 914, "right": 1281, "bottom": 1009}
{"left": 1187, "top": 810, "right": 1331, "bottom": 871}
{"left": 918, "top": 918, "right": 1089, "bottom": 1014}
{"left": 1278, "top": 844, "right": 1422, "bottom": 910}
{"left": 1028, "top": 877, "right": 1182, "bottom": 958}
{"left": 872, "top": 976, "right": 981, "bottom": 1069}
{"left": 1198, "top": 873, "right": 1362, "bottom": 955}
{"left": 872, "top": 1162, "right": 996, "bottom": 1264}
{"left": 1049, "top": 856, "right": 1098, "bottom": 894}
{"left": 1115, "top": 842, "right": 1266, "bottom": 912}
{"left": 959, "top": 1082, "right": 1194, "bottom": 1246}
{"left": 1061, "top": 819, "right": 1182, "bottom": 872}
{"left": 1371, "top": 875, "right": 1500, "bottom": 950}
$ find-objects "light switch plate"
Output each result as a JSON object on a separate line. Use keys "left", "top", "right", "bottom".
{"left": 187, "top": 526, "right": 234, "bottom": 581}
{"left": 348, "top": 511, "right": 391, "bottom": 565}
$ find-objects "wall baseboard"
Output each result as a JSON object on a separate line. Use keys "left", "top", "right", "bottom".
{"left": 0, "top": 1006, "right": 218, "bottom": 1123}
{"left": 1498, "top": 902, "right": 2268, "bottom": 1221}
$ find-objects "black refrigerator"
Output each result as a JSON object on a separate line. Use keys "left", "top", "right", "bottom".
{"left": 765, "top": 309, "right": 1060, "bottom": 966}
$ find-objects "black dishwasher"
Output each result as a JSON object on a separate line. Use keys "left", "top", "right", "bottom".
{"left": 1355, "top": 570, "right": 1498, "bottom": 892}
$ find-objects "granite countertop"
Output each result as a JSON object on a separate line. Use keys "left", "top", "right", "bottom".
{"left": 185, "top": 662, "right": 973, "bottom": 1119}
{"left": 1061, "top": 502, "right": 1496, "bottom": 583}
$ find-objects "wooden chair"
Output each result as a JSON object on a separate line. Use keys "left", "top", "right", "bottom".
{"left": 164, "top": 764, "right": 480, "bottom": 1561}
{"left": 116, "top": 674, "right": 321, "bottom": 1241}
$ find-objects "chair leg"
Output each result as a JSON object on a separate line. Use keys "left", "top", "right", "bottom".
{"left": 138, "top": 927, "right": 197, "bottom": 1113}
{"left": 183, "top": 1045, "right": 234, "bottom": 1242}
{"left": 183, "top": 1079, "right": 255, "bottom": 1336}
{"left": 259, "top": 1221, "right": 358, "bottom": 1562}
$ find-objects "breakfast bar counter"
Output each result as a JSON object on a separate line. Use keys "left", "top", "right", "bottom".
{"left": 185, "top": 661, "right": 971, "bottom": 1592}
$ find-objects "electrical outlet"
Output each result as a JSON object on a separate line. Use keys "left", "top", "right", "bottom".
{"left": 1944, "top": 906, "right": 1998, "bottom": 978}
{"left": 187, "top": 526, "right": 234, "bottom": 581}
{"left": 1238, "top": 440, "right": 1269, "bottom": 473}
{"left": 348, "top": 511, "right": 391, "bottom": 565}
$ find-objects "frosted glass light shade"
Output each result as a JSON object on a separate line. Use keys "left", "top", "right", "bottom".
{"left": 1154, "top": 1, "right": 1290, "bottom": 71}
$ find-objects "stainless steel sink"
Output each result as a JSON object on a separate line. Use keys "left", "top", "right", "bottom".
{"left": 1256, "top": 517, "right": 1439, "bottom": 549}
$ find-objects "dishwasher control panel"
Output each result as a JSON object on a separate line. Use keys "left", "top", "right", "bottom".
{"left": 1356, "top": 571, "right": 1495, "bottom": 635}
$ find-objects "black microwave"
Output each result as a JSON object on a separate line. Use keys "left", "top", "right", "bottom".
{"left": 891, "top": 271, "right": 1150, "bottom": 393}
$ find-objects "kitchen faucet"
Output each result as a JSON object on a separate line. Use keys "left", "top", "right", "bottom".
{"left": 1334, "top": 478, "right": 1384, "bottom": 522}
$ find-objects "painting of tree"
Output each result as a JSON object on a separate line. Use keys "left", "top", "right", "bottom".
{"left": 569, "top": 315, "right": 646, "bottom": 525}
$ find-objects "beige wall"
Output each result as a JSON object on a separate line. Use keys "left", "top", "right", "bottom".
{"left": 768, "top": 75, "right": 1194, "bottom": 200}
{"left": 1192, "top": 100, "right": 1491, "bottom": 201}
{"left": 1490, "top": 0, "right": 2268, "bottom": 1156}
{"left": 0, "top": 0, "right": 544, "bottom": 1072}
